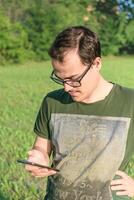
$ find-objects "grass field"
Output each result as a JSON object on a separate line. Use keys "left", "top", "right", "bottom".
{"left": 0, "top": 56, "right": 134, "bottom": 200}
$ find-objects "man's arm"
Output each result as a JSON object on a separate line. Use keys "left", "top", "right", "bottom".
{"left": 111, "top": 170, "right": 134, "bottom": 198}
{"left": 25, "top": 136, "right": 57, "bottom": 177}
{"left": 33, "top": 135, "right": 52, "bottom": 156}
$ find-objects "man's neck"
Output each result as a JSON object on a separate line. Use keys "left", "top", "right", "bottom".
{"left": 83, "top": 76, "right": 113, "bottom": 104}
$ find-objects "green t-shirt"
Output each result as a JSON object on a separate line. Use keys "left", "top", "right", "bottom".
{"left": 34, "top": 84, "right": 134, "bottom": 200}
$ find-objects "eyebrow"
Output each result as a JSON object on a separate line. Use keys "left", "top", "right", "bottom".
{"left": 54, "top": 72, "right": 79, "bottom": 80}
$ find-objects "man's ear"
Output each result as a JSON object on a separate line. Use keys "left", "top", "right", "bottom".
{"left": 92, "top": 57, "right": 102, "bottom": 72}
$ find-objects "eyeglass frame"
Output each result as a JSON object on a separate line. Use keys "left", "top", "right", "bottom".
{"left": 50, "top": 62, "right": 93, "bottom": 87}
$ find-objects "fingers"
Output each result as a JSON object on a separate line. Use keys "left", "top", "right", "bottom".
{"left": 27, "top": 151, "right": 34, "bottom": 157}
{"left": 111, "top": 185, "right": 126, "bottom": 191}
{"left": 111, "top": 179, "right": 124, "bottom": 186}
{"left": 111, "top": 171, "right": 134, "bottom": 197}
{"left": 25, "top": 149, "right": 56, "bottom": 177}
{"left": 25, "top": 163, "right": 39, "bottom": 171}
{"left": 115, "top": 170, "right": 129, "bottom": 179}
{"left": 116, "top": 191, "right": 128, "bottom": 196}
{"left": 111, "top": 170, "right": 128, "bottom": 187}
{"left": 31, "top": 169, "right": 57, "bottom": 177}
{"left": 25, "top": 163, "right": 57, "bottom": 177}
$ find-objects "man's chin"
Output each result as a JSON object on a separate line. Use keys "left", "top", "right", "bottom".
{"left": 71, "top": 95, "right": 88, "bottom": 103}
{"left": 71, "top": 96, "right": 81, "bottom": 102}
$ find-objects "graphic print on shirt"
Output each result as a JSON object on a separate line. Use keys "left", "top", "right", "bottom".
{"left": 47, "top": 114, "right": 130, "bottom": 200}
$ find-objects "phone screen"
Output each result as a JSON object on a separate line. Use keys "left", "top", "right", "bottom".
{"left": 17, "top": 159, "right": 60, "bottom": 172}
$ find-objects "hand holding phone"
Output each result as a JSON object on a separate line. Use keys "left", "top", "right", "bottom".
{"left": 17, "top": 159, "right": 60, "bottom": 172}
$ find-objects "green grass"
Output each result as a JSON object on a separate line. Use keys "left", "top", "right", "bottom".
{"left": 0, "top": 57, "right": 134, "bottom": 200}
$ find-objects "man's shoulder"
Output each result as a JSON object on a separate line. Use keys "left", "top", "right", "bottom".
{"left": 116, "top": 85, "right": 134, "bottom": 108}
{"left": 118, "top": 85, "right": 134, "bottom": 97}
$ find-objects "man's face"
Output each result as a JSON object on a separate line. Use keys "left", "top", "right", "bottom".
{"left": 52, "top": 50, "right": 101, "bottom": 103}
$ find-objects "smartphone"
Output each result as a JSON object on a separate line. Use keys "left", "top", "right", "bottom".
{"left": 17, "top": 159, "right": 60, "bottom": 172}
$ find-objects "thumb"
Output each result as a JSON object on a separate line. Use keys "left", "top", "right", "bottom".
{"left": 27, "top": 150, "right": 34, "bottom": 156}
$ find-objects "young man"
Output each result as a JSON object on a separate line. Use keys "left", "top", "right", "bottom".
{"left": 26, "top": 26, "right": 134, "bottom": 200}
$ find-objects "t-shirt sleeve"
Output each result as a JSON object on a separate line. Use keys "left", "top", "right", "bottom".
{"left": 33, "top": 97, "right": 50, "bottom": 139}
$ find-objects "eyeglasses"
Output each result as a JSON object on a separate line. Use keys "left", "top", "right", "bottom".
{"left": 50, "top": 64, "right": 92, "bottom": 87}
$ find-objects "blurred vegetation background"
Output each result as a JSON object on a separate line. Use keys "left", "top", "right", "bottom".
{"left": 0, "top": 0, "right": 133, "bottom": 65}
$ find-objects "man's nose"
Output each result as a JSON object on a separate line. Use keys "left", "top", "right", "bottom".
{"left": 63, "top": 83, "right": 73, "bottom": 92}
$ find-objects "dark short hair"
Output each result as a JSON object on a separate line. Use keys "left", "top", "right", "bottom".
{"left": 48, "top": 26, "right": 101, "bottom": 66}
